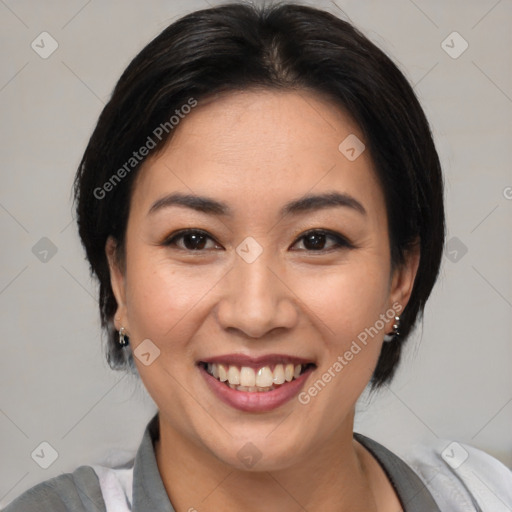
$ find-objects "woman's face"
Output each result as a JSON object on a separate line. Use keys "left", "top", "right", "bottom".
{"left": 108, "top": 90, "right": 418, "bottom": 470}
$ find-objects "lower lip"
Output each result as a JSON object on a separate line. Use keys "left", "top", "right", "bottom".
{"left": 199, "top": 365, "right": 314, "bottom": 412}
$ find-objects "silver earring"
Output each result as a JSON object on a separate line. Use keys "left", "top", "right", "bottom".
{"left": 383, "top": 316, "right": 400, "bottom": 342}
{"left": 118, "top": 327, "right": 130, "bottom": 347}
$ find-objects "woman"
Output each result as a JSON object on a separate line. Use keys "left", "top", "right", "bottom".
{"left": 5, "top": 2, "right": 511, "bottom": 511}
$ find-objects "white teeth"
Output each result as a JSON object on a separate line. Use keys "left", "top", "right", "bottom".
{"left": 207, "top": 362, "right": 309, "bottom": 391}
{"left": 273, "top": 364, "right": 285, "bottom": 384}
{"left": 240, "top": 367, "right": 256, "bottom": 387}
{"left": 227, "top": 365, "right": 240, "bottom": 385}
{"left": 285, "top": 364, "right": 294, "bottom": 382}
{"left": 218, "top": 364, "right": 228, "bottom": 382}
{"left": 256, "top": 367, "right": 273, "bottom": 387}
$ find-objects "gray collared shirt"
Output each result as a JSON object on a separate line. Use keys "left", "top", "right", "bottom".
{"left": 3, "top": 413, "right": 443, "bottom": 511}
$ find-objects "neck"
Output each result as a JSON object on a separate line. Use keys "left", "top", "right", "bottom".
{"left": 154, "top": 409, "right": 379, "bottom": 512}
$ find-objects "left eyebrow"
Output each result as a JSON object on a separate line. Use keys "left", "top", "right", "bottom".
{"left": 280, "top": 192, "right": 366, "bottom": 217}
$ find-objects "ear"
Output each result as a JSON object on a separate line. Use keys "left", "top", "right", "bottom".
{"left": 388, "top": 241, "right": 420, "bottom": 314}
{"left": 105, "top": 236, "right": 128, "bottom": 331}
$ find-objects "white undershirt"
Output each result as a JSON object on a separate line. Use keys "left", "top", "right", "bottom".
{"left": 90, "top": 464, "right": 134, "bottom": 511}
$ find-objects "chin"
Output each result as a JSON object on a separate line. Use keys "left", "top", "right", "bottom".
{"left": 202, "top": 426, "right": 308, "bottom": 473}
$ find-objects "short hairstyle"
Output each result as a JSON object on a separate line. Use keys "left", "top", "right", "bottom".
{"left": 74, "top": 1, "right": 445, "bottom": 390}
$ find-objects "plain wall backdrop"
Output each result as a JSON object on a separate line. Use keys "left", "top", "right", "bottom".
{"left": 1, "top": 0, "right": 511, "bottom": 507}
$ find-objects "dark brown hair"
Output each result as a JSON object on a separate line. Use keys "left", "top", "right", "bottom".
{"left": 74, "top": 1, "right": 445, "bottom": 390}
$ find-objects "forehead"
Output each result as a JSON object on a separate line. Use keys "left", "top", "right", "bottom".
{"left": 131, "top": 89, "right": 384, "bottom": 218}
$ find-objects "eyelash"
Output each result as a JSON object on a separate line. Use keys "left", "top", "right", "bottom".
{"left": 162, "top": 228, "right": 354, "bottom": 253}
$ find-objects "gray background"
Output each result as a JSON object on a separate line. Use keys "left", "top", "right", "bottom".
{"left": 1, "top": 0, "right": 511, "bottom": 507}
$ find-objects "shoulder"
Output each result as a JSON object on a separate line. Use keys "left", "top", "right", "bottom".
{"left": 401, "top": 438, "right": 512, "bottom": 511}
{"left": 2, "top": 465, "right": 106, "bottom": 512}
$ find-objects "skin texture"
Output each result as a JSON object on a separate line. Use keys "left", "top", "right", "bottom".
{"left": 107, "top": 90, "right": 419, "bottom": 511}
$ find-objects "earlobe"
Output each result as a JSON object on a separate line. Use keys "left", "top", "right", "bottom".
{"left": 105, "top": 236, "right": 127, "bottom": 329}
{"left": 390, "top": 241, "right": 420, "bottom": 310}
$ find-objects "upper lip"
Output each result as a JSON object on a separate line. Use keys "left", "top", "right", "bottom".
{"left": 199, "top": 353, "right": 315, "bottom": 369}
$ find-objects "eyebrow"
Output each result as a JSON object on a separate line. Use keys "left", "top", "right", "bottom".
{"left": 147, "top": 191, "right": 366, "bottom": 217}
{"left": 281, "top": 192, "right": 366, "bottom": 216}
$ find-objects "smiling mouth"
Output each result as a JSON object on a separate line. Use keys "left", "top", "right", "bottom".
{"left": 199, "top": 362, "right": 316, "bottom": 392}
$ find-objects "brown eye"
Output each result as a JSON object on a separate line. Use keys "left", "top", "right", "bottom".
{"left": 302, "top": 232, "right": 328, "bottom": 250}
{"left": 181, "top": 232, "right": 208, "bottom": 250}
{"left": 291, "top": 229, "right": 352, "bottom": 252}
{"left": 163, "top": 229, "right": 221, "bottom": 251}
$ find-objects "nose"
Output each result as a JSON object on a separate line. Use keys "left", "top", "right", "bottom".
{"left": 215, "top": 253, "right": 299, "bottom": 339}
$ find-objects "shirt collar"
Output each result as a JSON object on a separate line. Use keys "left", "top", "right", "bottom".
{"left": 354, "top": 432, "right": 441, "bottom": 511}
{"left": 132, "top": 412, "right": 175, "bottom": 512}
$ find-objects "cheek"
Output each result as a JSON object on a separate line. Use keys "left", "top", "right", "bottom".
{"left": 298, "top": 261, "right": 390, "bottom": 355}
{"left": 295, "top": 265, "right": 390, "bottom": 415}
{"left": 123, "top": 253, "right": 207, "bottom": 342}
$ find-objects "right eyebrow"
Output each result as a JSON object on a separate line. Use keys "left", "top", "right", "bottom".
{"left": 147, "top": 193, "right": 232, "bottom": 217}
